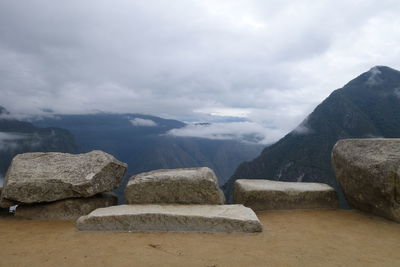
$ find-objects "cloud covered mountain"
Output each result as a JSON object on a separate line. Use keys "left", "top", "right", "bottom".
{"left": 225, "top": 66, "right": 400, "bottom": 206}
{"left": 32, "top": 113, "right": 263, "bottom": 201}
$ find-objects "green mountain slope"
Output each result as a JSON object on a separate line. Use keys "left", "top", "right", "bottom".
{"left": 225, "top": 66, "right": 400, "bottom": 206}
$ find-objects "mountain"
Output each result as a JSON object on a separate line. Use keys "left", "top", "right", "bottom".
{"left": 32, "top": 113, "right": 263, "bottom": 201}
{"left": 0, "top": 107, "right": 79, "bottom": 185}
{"left": 224, "top": 66, "right": 400, "bottom": 206}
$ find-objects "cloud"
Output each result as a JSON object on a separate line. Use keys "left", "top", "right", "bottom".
{"left": 130, "top": 118, "right": 157, "bottom": 127}
{"left": 366, "top": 66, "right": 383, "bottom": 86}
{"left": 0, "top": 1, "right": 400, "bottom": 141}
{"left": 292, "top": 116, "right": 313, "bottom": 135}
{"left": 0, "top": 174, "right": 3, "bottom": 187}
{"left": 0, "top": 132, "right": 27, "bottom": 151}
{"left": 168, "top": 121, "right": 284, "bottom": 144}
{"left": 0, "top": 131, "right": 49, "bottom": 151}
{"left": 194, "top": 107, "right": 251, "bottom": 118}
{"left": 394, "top": 88, "right": 400, "bottom": 98}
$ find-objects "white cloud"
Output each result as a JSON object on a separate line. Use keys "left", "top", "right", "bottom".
{"left": 293, "top": 125, "right": 312, "bottom": 135}
{"left": 366, "top": 66, "right": 383, "bottom": 86}
{"left": 0, "top": 132, "right": 47, "bottom": 151}
{"left": 0, "top": 1, "right": 400, "bottom": 141}
{"left": 0, "top": 132, "right": 27, "bottom": 151}
{"left": 168, "top": 121, "right": 284, "bottom": 144}
{"left": 292, "top": 116, "right": 313, "bottom": 135}
{"left": 130, "top": 118, "right": 157, "bottom": 127}
{"left": 194, "top": 107, "right": 251, "bottom": 118}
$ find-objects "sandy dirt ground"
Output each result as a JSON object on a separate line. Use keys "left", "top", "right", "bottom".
{"left": 1, "top": 209, "right": 400, "bottom": 267}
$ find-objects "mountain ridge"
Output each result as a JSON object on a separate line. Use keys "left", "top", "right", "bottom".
{"left": 224, "top": 66, "right": 400, "bottom": 206}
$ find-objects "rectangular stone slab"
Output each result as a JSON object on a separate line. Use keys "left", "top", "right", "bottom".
{"left": 233, "top": 179, "right": 338, "bottom": 211}
{"left": 76, "top": 204, "right": 262, "bottom": 233}
{"left": 125, "top": 167, "right": 225, "bottom": 205}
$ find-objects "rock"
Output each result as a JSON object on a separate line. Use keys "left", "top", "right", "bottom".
{"left": 15, "top": 193, "right": 118, "bottom": 220}
{"left": 332, "top": 138, "right": 400, "bottom": 222}
{"left": 233, "top": 179, "right": 338, "bottom": 211}
{"left": 125, "top": 167, "right": 225, "bottom": 204}
{"left": 0, "top": 186, "right": 16, "bottom": 209}
{"left": 0, "top": 196, "right": 17, "bottom": 208}
{"left": 76, "top": 204, "right": 262, "bottom": 233}
{"left": 0, "top": 188, "right": 10, "bottom": 215}
{"left": 1, "top": 150, "right": 127, "bottom": 204}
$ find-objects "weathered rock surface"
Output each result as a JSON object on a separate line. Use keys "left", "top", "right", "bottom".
{"left": 125, "top": 167, "right": 225, "bottom": 204}
{"left": 332, "top": 138, "right": 400, "bottom": 222}
{"left": 15, "top": 193, "right": 118, "bottom": 220}
{"left": 0, "top": 188, "right": 10, "bottom": 214}
{"left": 233, "top": 179, "right": 338, "bottom": 211}
{"left": 0, "top": 150, "right": 127, "bottom": 205}
{"left": 0, "top": 196, "right": 16, "bottom": 208}
{"left": 0, "top": 186, "right": 17, "bottom": 209}
{"left": 76, "top": 204, "right": 262, "bottom": 232}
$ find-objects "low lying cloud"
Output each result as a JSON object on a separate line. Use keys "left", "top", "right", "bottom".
{"left": 0, "top": 132, "right": 27, "bottom": 151}
{"left": 167, "top": 121, "right": 285, "bottom": 144}
{"left": 0, "top": 174, "right": 3, "bottom": 187}
{"left": 0, "top": 112, "right": 22, "bottom": 120}
{"left": 292, "top": 116, "right": 313, "bottom": 135}
{"left": 366, "top": 66, "right": 383, "bottom": 86}
{"left": 293, "top": 124, "right": 312, "bottom": 135}
{"left": 0, "top": 131, "right": 49, "bottom": 152}
{"left": 394, "top": 88, "right": 400, "bottom": 98}
{"left": 130, "top": 118, "right": 157, "bottom": 127}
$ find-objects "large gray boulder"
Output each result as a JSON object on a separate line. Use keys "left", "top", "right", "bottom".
{"left": 125, "top": 167, "right": 225, "bottom": 204}
{"left": 76, "top": 204, "right": 262, "bottom": 233}
{"left": 15, "top": 193, "right": 118, "bottom": 220}
{"left": 233, "top": 179, "right": 338, "bottom": 211}
{"left": 0, "top": 150, "right": 127, "bottom": 205}
{"left": 332, "top": 138, "right": 400, "bottom": 222}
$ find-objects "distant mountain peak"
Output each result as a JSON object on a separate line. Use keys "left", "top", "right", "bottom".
{"left": 366, "top": 65, "right": 400, "bottom": 78}
{"left": 366, "top": 66, "right": 384, "bottom": 86}
{"left": 369, "top": 65, "right": 398, "bottom": 72}
{"left": 344, "top": 66, "right": 400, "bottom": 92}
{"left": 369, "top": 65, "right": 385, "bottom": 71}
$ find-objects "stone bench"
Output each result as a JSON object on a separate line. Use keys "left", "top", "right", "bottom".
{"left": 76, "top": 204, "right": 262, "bottom": 233}
{"left": 233, "top": 179, "right": 338, "bottom": 211}
{"left": 125, "top": 167, "right": 225, "bottom": 205}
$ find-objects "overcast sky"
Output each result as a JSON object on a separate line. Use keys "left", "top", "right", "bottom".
{"left": 1, "top": 0, "right": 400, "bottom": 143}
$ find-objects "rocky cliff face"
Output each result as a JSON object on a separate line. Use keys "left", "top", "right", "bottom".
{"left": 225, "top": 66, "right": 400, "bottom": 206}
